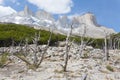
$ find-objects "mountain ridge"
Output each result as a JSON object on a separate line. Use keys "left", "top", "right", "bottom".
{"left": 0, "top": 5, "right": 116, "bottom": 38}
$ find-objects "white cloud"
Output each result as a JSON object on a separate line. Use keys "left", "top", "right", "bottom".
{"left": 0, "top": 6, "right": 16, "bottom": 17}
{"left": 27, "top": 0, "right": 73, "bottom": 14}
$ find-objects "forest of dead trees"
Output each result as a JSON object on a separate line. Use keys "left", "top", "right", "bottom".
{"left": 0, "top": 23, "right": 120, "bottom": 73}
{"left": 0, "top": 24, "right": 120, "bottom": 71}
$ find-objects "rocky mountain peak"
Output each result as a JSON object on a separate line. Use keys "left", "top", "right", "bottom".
{"left": 24, "top": 5, "right": 33, "bottom": 16}
{"left": 75, "top": 12, "right": 100, "bottom": 27}
{"left": 68, "top": 12, "right": 115, "bottom": 38}
{"left": 35, "top": 10, "right": 54, "bottom": 21}
{"left": 56, "top": 15, "right": 70, "bottom": 28}
{"left": 18, "top": 5, "right": 33, "bottom": 16}
{"left": 58, "top": 16, "right": 69, "bottom": 24}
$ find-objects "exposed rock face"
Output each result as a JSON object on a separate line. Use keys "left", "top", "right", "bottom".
{"left": 0, "top": 5, "right": 55, "bottom": 27}
{"left": 56, "top": 16, "right": 70, "bottom": 29}
{"left": 57, "top": 13, "right": 115, "bottom": 38}
{"left": 77, "top": 12, "right": 100, "bottom": 26}
{"left": 71, "top": 13, "right": 115, "bottom": 38}
{"left": 76, "top": 13, "right": 115, "bottom": 38}
{"left": 24, "top": 5, "right": 33, "bottom": 16}
{"left": 35, "top": 11, "right": 54, "bottom": 21}
{"left": 18, "top": 5, "right": 34, "bottom": 16}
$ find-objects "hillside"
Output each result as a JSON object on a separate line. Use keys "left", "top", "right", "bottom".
{"left": 0, "top": 23, "right": 119, "bottom": 49}
{"left": 0, "top": 24, "right": 119, "bottom": 80}
{"left": 0, "top": 23, "right": 66, "bottom": 46}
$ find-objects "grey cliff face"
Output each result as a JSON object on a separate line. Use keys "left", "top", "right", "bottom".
{"left": 18, "top": 5, "right": 34, "bottom": 16}
{"left": 35, "top": 11, "right": 54, "bottom": 21}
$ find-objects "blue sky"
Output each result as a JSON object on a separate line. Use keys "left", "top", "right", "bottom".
{"left": 0, "top": 0, "right": 120, "bottom": 32}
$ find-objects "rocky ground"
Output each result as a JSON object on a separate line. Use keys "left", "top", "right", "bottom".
{"left": 0, "top": 43, "right": 120, "bottom": 80}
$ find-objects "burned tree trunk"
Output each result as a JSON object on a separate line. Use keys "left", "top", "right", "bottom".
{"left": 77, "top": 23, "right": 87, "bottom": 58}
{"left": 31, "top": 32, "right": 40, "bottom": 66}
{"left": 36, "top": 29, "right": 52, "bottom": 68}
{"left": 104, "top": 36, "right": 109, "bottom": 61}
{"left": 13, "top": 30, "right": 52, "bottom": 70}
{"left": 63, "top": 24, "right": 73, "bottom": 72}
{"left": 104, "top": 31, "right": 110, "bottom": 61}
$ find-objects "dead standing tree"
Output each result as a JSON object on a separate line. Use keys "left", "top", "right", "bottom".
{"left": 62, "top": 23, "right": 73, "bottom": 72}
{"left": 78, "top": 23, "right": 87, "bottom": 57}
{"left": 113, "top": 37, "right": 120, "bottom": 50}
{"left": 77, "top": 23, "right": 94, "bottom": 58}
{"left": 31, "top": 32, "right": 40, "bottom": 66}
{"left": 103, "top": 30, "right": 110, "bottom": 61}
{"left": 36, "top": 28, "right": 53, "bottom": 67}
{"left": 111, "top": 36, "right": 120, "bottom": 55}
{"left": 13, "top": 30, "right": 52, "bottom": 70}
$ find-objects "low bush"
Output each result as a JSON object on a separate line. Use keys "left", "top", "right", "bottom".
{"left": 0, "top": 23, "right": 111, "bottom": 49}
{"left": 106, "top": 65, "right": 114, "bottom": 72}
{"left": 0, "top": 53, "right": 9, "bottom": 68}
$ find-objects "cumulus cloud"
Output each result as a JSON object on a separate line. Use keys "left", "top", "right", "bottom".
{"left": 27, "top": 0, "right": 73, "bottom": 14}
{"left": 0, "top": 6, "right": 16, "bottom": 17}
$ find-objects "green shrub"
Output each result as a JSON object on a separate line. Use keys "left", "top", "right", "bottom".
{"left": 0, "top": 23, "right": 110, "bottom": 48}
{"left": 0, "top": 23, "right": 67, "bottom": 46}
{"left": 0, "top": 53, "right": 9, "bottom": 68}
{"left": 106, "top": 65, "right": 114, "bottom": 72}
